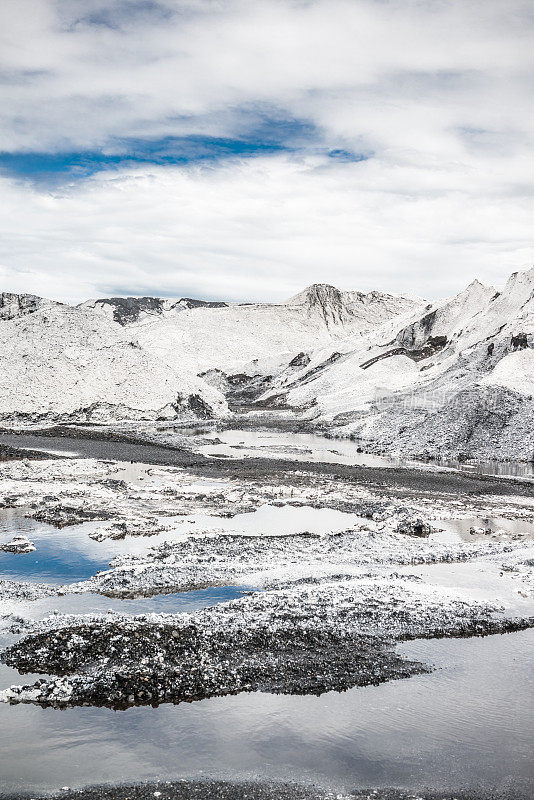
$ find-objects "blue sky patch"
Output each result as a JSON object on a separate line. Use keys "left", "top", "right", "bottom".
{"left": 0, "top": 135, "right": 291, "bottom": 184}
{"left": 328, "top": 149, "right": 370, "bottom": 162}
{"left": 0, "top": 114, "right": 370, "bottom": 185}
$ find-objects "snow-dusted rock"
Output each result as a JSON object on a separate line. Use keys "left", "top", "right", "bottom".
{"left": 0, "top": 534, "right": 36, "bottom": 554}
{"left": 81, "top": 295, "right": 228, "bottom": 325}
{"left": 0, "top": 282, "right": 423, "bottom": 425}
{"left": 261, "top": 267, "right": 534, "bottom": 461}
{"left": 0, "top": 268, "right": 532, "bottom": 459}
{"left": 122, "top": 283, "right": 425, "bottom": 376}
{"left": 0, "top": 302, "right": 227, "bottom": 424}
{"left": 0, "top": 291, "right": 59, "bottom": 322}
{"left": 479, "top": 349, "right": 534, "bottom": 396}
{"left": 286, "top": 283, "right": 421, "bottom": 330}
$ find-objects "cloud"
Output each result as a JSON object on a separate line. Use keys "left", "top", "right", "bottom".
{"left": 0, "top": 0, "right": 533, "bottom": 300}
{"left": 0, "top": 151, "right": 532, "bottom": 304}
{"left": 2, "top": 0, "right": 533, "bottom": 154}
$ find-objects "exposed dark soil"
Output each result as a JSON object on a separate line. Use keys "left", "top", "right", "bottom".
{"left": 1, "top": 618, "right": 427, "bottom": 709}
{"left": 0, "top": 443, "right": 58, "bottom": 462}
{"left": 0, "top": 430, "right": 532, "bottom": 500}
{"left": 3, "top": 585, "right": 531, "bottom": 709}
{"left": 2, "top": 779, "right": 532, "bottom": 800}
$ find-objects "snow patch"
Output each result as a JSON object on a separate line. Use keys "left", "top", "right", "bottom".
{"left": 480, "top": 350, "right": 534, "bottom": 397}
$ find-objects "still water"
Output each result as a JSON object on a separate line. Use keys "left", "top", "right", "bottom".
{"left": 199, "top": 428, "right": 534, "bottom": 478}
{"left": 0, "top": 631, "right": 532, "bottom": 795}
{"left": 0, "top": 503, "right": 364, "bottom": 587}
{"left": 0, "top": 437, "right": 533, "bottom": 795}
{"left": 0, "top": 512, "right": 112, "bottom": 584}
{"left": 1, "top": 429, "right": 533, "bottom": 478}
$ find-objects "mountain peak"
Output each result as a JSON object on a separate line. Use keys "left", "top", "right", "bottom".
{"left": 458, "top": 278, "right": 493, "bottom": 298}
{"left": 286, "top": 283, "right": 426, "bottom": 330}
{"left": 466, "top": 278, "right": 486, "bottom": 289}
{"left": 286, "top": 283, "right": 350, "bottom": 327}
{"left": 287, "top": 283, "right": 343, "bottom": 305}
{"left": 504, "top": 265, "right": 534, "bottom": 288}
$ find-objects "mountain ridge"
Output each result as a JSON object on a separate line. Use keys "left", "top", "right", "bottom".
{"left": 256, "top": 266, "right": 534, "bottom": 460}
{"left": 0, "top": 268, "right": 532, "bottom": 460}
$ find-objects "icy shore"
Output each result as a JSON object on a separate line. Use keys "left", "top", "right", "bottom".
{"left": 1, "top": 445, "right": 533, "bottom": 710}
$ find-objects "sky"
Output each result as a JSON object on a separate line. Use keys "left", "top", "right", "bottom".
{"left": 0, "top": 0, "right": 533, "bottom": 304}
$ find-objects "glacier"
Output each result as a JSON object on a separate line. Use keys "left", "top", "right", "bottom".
{"left": 0, "top": 266, "right": 532, "bottom": 461}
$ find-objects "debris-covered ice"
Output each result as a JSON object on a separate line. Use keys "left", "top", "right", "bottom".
{"left": 0, "top": 534, "right": 35, "bottom": 553}
{"left": 0, "top": 446, "right": 533, "bottom": 710}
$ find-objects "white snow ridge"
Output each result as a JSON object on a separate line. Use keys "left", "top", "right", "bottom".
{"left": 0, "top": 268, "right": 532, "bottom": 460}
{"left": 0, "top": 301, "right": 227, "bottom": 425}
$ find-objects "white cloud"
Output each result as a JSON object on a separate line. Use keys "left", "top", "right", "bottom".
{"left": 0, "top": 0, "right": 533, "bottom": 300}
{"left": 0, "top": 0, "right": 532, "bottom": 151}
{"left": 0, "top": 151, "right": 532, "bottom": 303}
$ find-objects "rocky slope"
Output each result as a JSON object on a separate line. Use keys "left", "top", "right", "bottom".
{"left": 0, "top": 301, "right": 227, "bottom": 424}
{"left": 116, "top": 284, "right": 423, "bottom": 377}
{"left": 0, "top": 268, "right": 532, "bottom": 459}
{"left": 81, "top": 295, "right": 228, "bottom": 325}
{"left": 259, "top": 268, "right": 534, "bottom": 461}
{"left": 0, "top": 291, "right": 58, "bottom": 321}
{"left": 0, "top": 284, "right": 421, "bottom": 426}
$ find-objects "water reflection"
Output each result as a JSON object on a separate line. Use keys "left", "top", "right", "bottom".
{"left": 0, "top": 630, "right": 532, "bottom": 795}
{"left": 1, "top": 430, "right": 532, "bottom": 479}
{"left": 0, "top": 512, "right": 111, "bottom": 584}
{"left": 199, "top": 429, "right": 534, "bottom": 478}
{"left": 1, "top": 586, "right": 256, "bottom": 629}
{"left": 431, "top": 516, "right": 534, "bottom": 544}
{"left": 0, "top": 503, "right": 363, "bottom": 587}
{"left": 198, "top": 429, "right": 395, "bottom": 468}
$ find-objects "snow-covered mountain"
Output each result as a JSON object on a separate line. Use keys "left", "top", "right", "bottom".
{"left": 0, "top": 299, "right": 227, "bottom": 425}
{"left": 258, "top": 268, "right": 534, "bottom": 461}
{"left": 0, "top": 284, "right": 421, "bottom": 427}
{"left": 0, "top": 269, "right": 532, "bottom": 461}
{"left": 285, "top": 284, "right": 422, "bottom": 329}
{"left": 115, "top": 284, "right": 424, "bottom": 377}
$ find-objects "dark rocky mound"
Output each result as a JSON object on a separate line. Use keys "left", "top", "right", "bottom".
{"left": 3, "top": 779, "right": 532, "bottom": 800}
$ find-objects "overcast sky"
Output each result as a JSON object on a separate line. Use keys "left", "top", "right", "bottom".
{"left": 0, "top": 0, "right": 533, "bottom": 303}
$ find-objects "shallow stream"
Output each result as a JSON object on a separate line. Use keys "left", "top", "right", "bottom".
{"left": 1, "top": 428, "right": 533, "bottom": 478}
{"left": 199, "top": 428, "right": 534, "bottom": 478}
